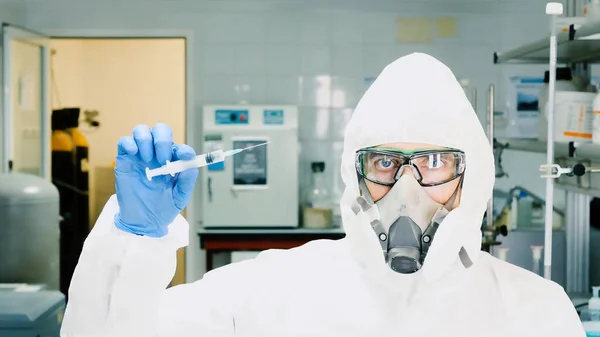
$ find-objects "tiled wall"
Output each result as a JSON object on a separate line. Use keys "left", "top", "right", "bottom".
{"left": 21, "top": 0, "right": 563, "bottom": 277}
{"left": 24, "top": 0, "right": 557, "bottom": 201}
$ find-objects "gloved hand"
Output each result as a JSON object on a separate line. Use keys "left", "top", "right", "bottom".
{"left": 113, "top": 123, "right": 199, "bottom": 238}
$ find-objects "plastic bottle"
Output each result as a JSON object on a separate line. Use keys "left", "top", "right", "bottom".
{"left": 496, "top": 247, "right": 509, "bottom": 262}
{"left": 303, "top": 162, "right": 333, "bottom": 229}
{"left": 593, "top": 88, "right": 600, "bottom": 144}
{"left": 581, "top": 286, "right": 600, "bottom": 337}
{"left": 586, "top": 0, "right": 600, "bottom": 22}
{"left": 531, "top": 245, "right": 544, "bottom": 276}
{"left": 572, "top": 75, "right": 597, "bottom": 93}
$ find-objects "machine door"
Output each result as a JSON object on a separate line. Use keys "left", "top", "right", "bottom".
{"left": 1, "top": 23, "right": 51, "bottom": 179}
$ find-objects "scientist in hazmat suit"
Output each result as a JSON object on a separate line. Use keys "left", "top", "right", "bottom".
{"left": 60, "top": 53, "right": 585, "bottom": 337}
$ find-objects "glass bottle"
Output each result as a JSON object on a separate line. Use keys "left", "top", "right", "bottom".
{"left": 303, "top": 162, "right": 333, "bottom": 229}
{"left": 581, "top": 286, "right": 600, "bottom": 337}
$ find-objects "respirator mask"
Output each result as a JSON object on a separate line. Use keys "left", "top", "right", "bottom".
{"left": 352, "top": 147, "right": 466, "bottom": 274}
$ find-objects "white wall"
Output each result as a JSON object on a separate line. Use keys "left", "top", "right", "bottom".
{"left": 50, "top": 40, "right": 85, "bottom": 110}
{"left": 50, "top": 38, "right": 186, "bottom": 220}
{"left": 23, "top": 0, "right": 565, "bottom": 280}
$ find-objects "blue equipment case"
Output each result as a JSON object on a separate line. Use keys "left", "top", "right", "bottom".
{"left": 0, "top": 290, "right": 65, "bottom": 337}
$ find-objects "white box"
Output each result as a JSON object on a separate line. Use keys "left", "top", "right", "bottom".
{"left": 231, "top": 251, "right": 262, "bottom": 263}
{"left": 539, "top": 92, "right": 596, "bottom": 143}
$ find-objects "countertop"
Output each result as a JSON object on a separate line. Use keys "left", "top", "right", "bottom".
{"left": 198, "top": 227, "right": 346, "bottom": 235}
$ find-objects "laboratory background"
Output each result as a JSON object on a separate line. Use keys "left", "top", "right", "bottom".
{"left": 0, "top": 0, "right": 599, "bottom": 335}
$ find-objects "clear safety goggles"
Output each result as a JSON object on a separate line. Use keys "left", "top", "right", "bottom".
{"left": 355, "top": 147, "right": 466, "bottom": 187}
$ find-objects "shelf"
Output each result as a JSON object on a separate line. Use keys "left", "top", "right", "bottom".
{"left": 501, "top": 139, "right": 600, "bottom": 161}
{"left": 493, "top": 21, "right": 600, "bottom": 64}
{"left": 501, "top": 139, "right": 569, "bottom": 155}
{"left": 501, "top": 139, "right": 600, "bottom": 197}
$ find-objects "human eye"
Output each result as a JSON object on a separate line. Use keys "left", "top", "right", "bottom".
{"left": 428, "top": 154, "right": 444, "bottom": 169}
{"left": 373, "top": 155, "right": 399, "bottom": 171}
{"left": 415, "top": 153, "right": 451, "bottom": 170}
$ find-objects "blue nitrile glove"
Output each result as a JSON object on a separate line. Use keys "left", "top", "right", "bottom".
{"left": 113, "top": 123, "right": 199, "bottom": 238}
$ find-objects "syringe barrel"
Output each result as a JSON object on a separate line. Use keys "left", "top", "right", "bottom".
{"left": 204, "top": 150, "right": 225, "bottom": 166}
{"left": 146, "top": 149, "right": 228, "bottom": 180}
{"left": 147, "top": 150, "right": 228, "bottom": 180}
{"left": 164, "top": 159, "right": 197, "bottom": 175}
{"left": 165, "top": 150, "right": 225, "bottom": 174}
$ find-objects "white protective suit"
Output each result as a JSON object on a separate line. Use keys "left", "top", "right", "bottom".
{"left": 61, "top": 53, "right": 585, "bottom": 337}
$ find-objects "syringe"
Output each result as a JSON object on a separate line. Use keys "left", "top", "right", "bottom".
{"left": 145, "top": 141, "right": 270, "bottom": 181}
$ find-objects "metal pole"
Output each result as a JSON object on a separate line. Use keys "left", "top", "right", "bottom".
{"left": 40, "top": 45, "right": 50, "bottom": 180}
{"left": 572, "top": 0, "right": 587, "bottom": 16}
{"left": 1, "top": 27, "right": 12, "bottom": 173}
{"left": 486, "top": 85, "right": 495, "bottom": 252}
{"left": 543, "top": 3, "right": 563, "bottom": 280}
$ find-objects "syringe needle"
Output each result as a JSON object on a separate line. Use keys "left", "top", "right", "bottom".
{"left": 241, "top": 141, "right": 270, "bottom": 151}
{"left": 225, "top": 141, "right": 270, "bottom": 156}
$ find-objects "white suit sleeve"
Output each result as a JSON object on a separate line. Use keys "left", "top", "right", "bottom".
{"left": 536, "top": 284, "right": 587, "bottom": 336}
{"left": 60, "top": 195, "right": 243, "bottom": 337}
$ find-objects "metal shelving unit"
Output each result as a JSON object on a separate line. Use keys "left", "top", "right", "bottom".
{"left": 501, "top": 139, "right": 600, "bottom": 161}
{"left": 493, "top": 11, "right": 597, "bottom": 294}
{"left": 494, "top": 20, "right": 600, "bottom": 64}
{"left": 501, "top": 139, "right": 567, "bottom": 154}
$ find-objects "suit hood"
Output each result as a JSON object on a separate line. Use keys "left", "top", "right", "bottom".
{"left": 339, "top": 53, "right": 495, "bottom": 283}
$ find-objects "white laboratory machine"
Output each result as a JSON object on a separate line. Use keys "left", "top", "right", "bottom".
{"left": 201, "top": 105, "right": 299, "bottom": 228}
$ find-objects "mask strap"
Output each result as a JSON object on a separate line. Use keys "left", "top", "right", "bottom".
{"left": 441, "top": 175, "right": 473, "bottom": 269}
{"left": 459, "top": 246, "right": 473, "bottom": 269}
{"left": 352, "top": 178, "right": 388, "bottom": 251}
{"left": 422, "top": 175, "right": 462, "bottom": 256}
{"left": 358, "top": 177, "right": 374, "bottom": 204}
{"left": 420, "top": 214, "right": 442, "bottom": 258}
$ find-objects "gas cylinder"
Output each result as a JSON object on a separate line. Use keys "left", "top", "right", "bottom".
{"left": 51, "top": 107, "right": 89, "bottom": 298}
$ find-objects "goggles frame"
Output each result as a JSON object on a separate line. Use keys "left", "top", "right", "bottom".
{"left": 355, "top": 147, "right": 466, "bottom": 187}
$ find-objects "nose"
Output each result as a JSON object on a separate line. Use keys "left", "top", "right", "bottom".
{"left": 394, "top": 165, "right": 419, "bottom": 180}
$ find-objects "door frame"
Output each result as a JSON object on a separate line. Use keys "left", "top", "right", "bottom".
{"left": 1, "top": 23, "right": 51, "bottom": 179}
{"left": 43, "top": 29, "right": 199, "bottom": 284}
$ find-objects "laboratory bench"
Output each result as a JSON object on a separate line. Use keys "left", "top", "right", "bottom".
{"left": 198, "top": 227, "right": 346, "bottom": 271}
